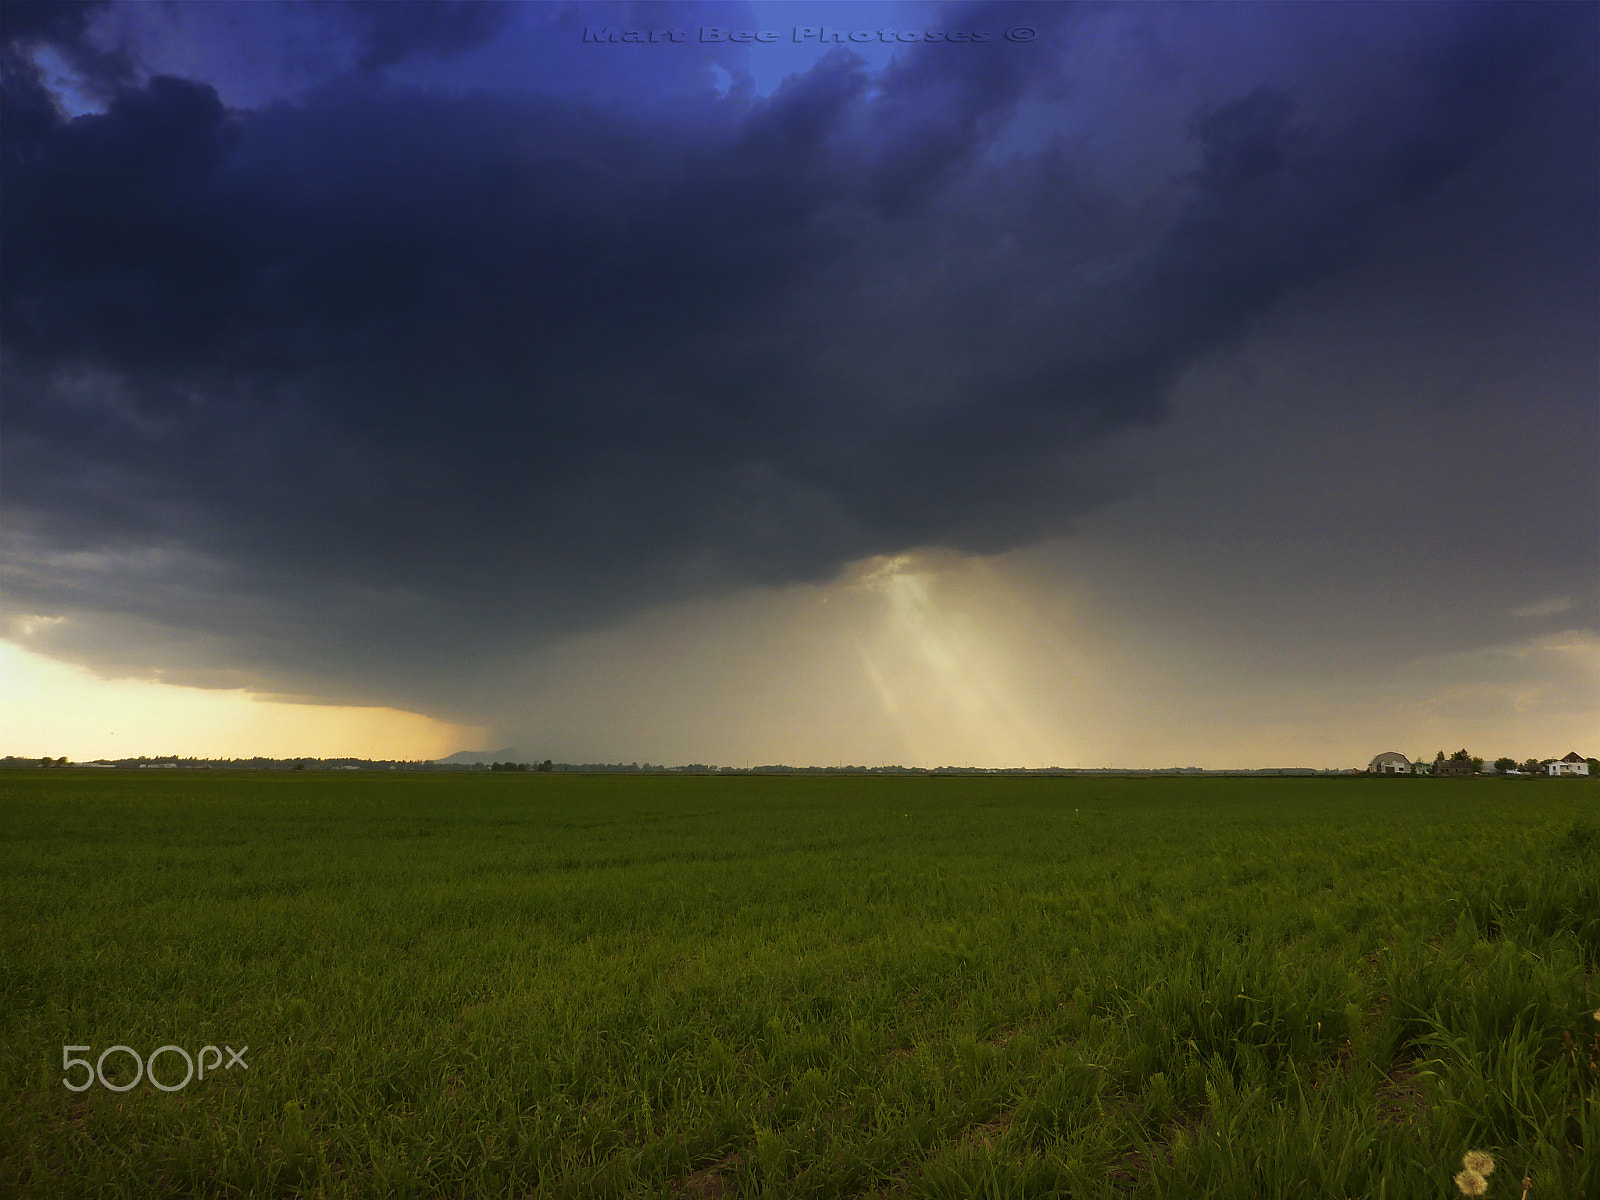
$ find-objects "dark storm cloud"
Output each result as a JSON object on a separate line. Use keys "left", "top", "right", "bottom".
{"left": 0, "top": 0, "right": 103, "bottom": 48}
{"left": 0, "top": 0, "right": 131, "bottom": 106}
{"left": 1, "top": 1, "right": 1593, "bottom": 705}
{"left": 344, "top": 1, "right": 514, "bottom": 72}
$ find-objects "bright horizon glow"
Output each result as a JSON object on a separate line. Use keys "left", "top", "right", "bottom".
{"left": 6, "top": 578, "right": 1594, "bottom": 770}
{"left": 0, "top": 641, "right": 486, "bottom": 761}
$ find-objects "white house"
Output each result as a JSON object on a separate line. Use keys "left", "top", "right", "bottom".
{"left": 1548, "top": 751, "right": 1590, "bottom": 777}
{"left": 1368, "top": 751, "right": 1412, "bottom": 774}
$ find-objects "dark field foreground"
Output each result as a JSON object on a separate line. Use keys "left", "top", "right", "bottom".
{"left": 2, "top": 771, "right": 1597, "bottom": 1198}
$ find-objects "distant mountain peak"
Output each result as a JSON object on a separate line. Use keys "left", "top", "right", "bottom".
{"left": 433, "top": 748, "right": 516, "bottom": 765}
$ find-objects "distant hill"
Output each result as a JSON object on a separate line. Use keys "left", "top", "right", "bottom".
{"left": 433, "top": 748, "right": 516, "bottom": 765}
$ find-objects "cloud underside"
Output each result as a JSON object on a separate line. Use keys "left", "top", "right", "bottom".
{"left": 1, "top": 1, "right": 1595, "bottom": 707}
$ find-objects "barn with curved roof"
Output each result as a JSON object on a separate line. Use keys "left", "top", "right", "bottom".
{"left": 1368, "top": 751, "right": 1412, "bottom": 774}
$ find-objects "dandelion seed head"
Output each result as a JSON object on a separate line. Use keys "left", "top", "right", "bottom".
{"left": 1454, "top": 1169, "right": 1488, "bottom": 1196}
{"left": 1463, "top": 1150, "right": 1495, "bottom": 1176}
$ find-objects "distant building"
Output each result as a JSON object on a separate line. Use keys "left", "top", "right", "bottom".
{"left": 1434, "top": 755, "right": 1475, "bottom": 778}
{"left": 1368, "top": 751, "right": 1412, "bottom": 774}
{"left": 1548, "top": 751, "right": 1590, "bottom": 777}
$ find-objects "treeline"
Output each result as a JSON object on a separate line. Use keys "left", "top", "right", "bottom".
{"left": 1489, "top": 756, "right": 1596, "bottom": 775}
{"left": 2, "top": 756, "right": 1343, "bottom": 775}
{"left": 1403, "top": 749, "right": 1596, "bottom": 775}
{"left": 478, "top": 763, "right": 1333, "bottom": 776}
{"left": 0, "top": 755, "right": 440, "bottom": 770}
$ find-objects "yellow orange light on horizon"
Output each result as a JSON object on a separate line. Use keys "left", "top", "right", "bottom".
{"left": 0, "top": 641, "right": 484, "bottom": 762}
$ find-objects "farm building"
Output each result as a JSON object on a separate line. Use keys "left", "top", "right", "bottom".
{"left": 1548, "top": 751, "right": 1590, "bottom": 777}
{"left": 1368, "top": 751, "right": 1412, "bottom": 774}
{"left": 1433, "top": 755, "right": 1476, "bottom": 777}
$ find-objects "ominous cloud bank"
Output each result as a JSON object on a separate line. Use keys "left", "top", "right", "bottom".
{"left": 2, "top": 1, "right": 1595, "bottom": 712}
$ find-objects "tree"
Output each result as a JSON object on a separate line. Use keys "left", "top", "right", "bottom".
{"left": 1493, "top": 758, "right": 1516, "bottom": 774}
{"left": 537, "top": 759, "right": 554, "bottom": 773}
{"left": 1520, "top": 758, "right": 1543, "bottom": 775}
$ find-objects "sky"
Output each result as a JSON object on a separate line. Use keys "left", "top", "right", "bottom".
{"left": 1, "top": 0, "right": 1595, "bottom": 768}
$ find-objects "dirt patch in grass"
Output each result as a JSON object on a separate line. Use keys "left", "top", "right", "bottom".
{"left": 1104, "top": 1145, "right": 1152, "bottom": 1190}
{"left": 957, "top": 1111, "right": 1015, "bottom": 1150}
{"left": 1107, "top": 1100, "right": 1206, "bottom": 1188}
{"left": 982, "top": 999, "right": 1073, "bottom": 1052}
{"left": 1375, "top": 1059, "right": 1431, "bottom": 1130}
{"left": 673, "top": 1151, "right": 744, "bottom": 1198}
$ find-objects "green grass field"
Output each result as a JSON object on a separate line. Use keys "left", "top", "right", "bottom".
{"left": 2, "top": 771, "right": 1596, "bottom": 1198}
